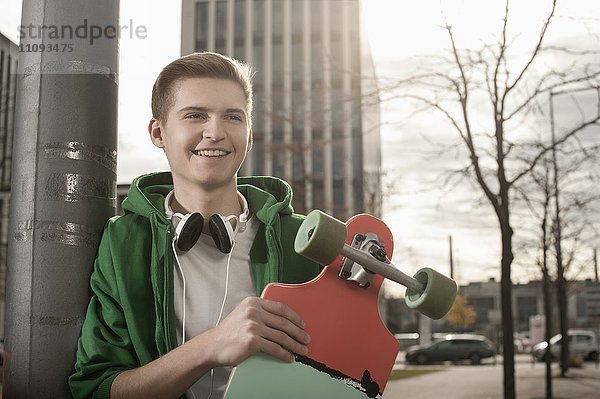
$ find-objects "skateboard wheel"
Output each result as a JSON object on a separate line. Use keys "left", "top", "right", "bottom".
{"left": 295, "top": 210, "right": 347, "bottom": 265}
{"left": 404, "top": 267, "right": 457, "bottom": 320}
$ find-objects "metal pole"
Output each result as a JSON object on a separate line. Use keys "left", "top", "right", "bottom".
{"left": 4, "top": 1, "right": 119, "bottom": 397}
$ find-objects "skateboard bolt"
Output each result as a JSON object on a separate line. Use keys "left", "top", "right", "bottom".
{"left": 369, "top": 246, "right": 388, "bottom": 262}
{"left": 355, "top": 233, "right": 365, "bottom": 243}
{"left": 340, "top": 270, "right": 351, "bottom": 279}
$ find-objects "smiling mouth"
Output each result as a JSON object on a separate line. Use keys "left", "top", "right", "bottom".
{"left": 192, "top": 149, "right": 230, "bottom": 157}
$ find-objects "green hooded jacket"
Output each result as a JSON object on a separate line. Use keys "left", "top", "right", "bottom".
{"left": 69, "top": 172, "right": 320, "bottom": 399}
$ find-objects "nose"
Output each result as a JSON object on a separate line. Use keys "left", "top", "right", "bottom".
{"left": 202, "top": 117, "right": 226, "bottom": 141}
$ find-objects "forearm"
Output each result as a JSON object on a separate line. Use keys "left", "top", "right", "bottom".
{"left": 110, "top": 334, "right": 216, "bottom": 399}
{"left": 110, "top": 297, "right": 310, "bottom": 398}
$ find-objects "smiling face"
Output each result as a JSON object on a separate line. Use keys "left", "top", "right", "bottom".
{"left": 149, "top": 77, "right": 252, "bottom": 193}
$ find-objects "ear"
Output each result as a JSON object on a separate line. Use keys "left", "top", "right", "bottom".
{"left": 148, "top": 118, "right": 165, "bottom": 149}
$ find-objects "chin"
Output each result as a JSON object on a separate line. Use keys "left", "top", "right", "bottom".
{"left": 193, "top": 176, "right": 237, "bottom": 190}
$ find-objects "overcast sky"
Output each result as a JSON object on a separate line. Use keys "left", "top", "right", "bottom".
{"left": 1, "top": 0, "right": 599, "bottom": 295}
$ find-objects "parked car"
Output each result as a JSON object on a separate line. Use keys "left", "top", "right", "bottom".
{"left": 531, "top": 329, "right": 599, "bottom": 361}
{"left": 405, "top": 334, "right": 495, "bottom": 365}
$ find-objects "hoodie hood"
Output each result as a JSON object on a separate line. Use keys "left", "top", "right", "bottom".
{"left": 121, "top": 171, "right": 294, "bottom": 224}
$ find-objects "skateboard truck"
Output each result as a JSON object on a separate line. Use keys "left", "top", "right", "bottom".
{"left": 337, "top": 236, "right": 426, "bottom": 294}
{"left": 296, "top": 210, "right": 458, "bottom": 320}
{"left": 304, "top": 218, "right": 426, "bottom": 294}
{"left": 339, "top": 233, "right": 379, "bottom": 288}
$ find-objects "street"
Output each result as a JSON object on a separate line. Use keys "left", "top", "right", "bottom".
{"left": 383, "top": 354, "right": 600, "bottom": 398}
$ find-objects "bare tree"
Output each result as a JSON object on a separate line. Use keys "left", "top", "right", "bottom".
{"left": 520, "top": 156, "right": 554, "bottom": 397}
{"left": 385, "top": 1, "right": 600, "bottom": 397}
{"left": 516, "top": 94, "right": 599, "bottom": 398}
{"left": 539, "top": 160, "right": 554, "bottom": 399}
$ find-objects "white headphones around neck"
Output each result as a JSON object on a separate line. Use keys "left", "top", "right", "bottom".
{"left": 171, "top": 191, "right": 249, "bottom": 253}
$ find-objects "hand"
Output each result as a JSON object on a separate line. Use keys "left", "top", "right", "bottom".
{"left": 200, "top": 297, "right": 311, "bottom": 366}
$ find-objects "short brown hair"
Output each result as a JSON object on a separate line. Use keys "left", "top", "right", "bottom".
{"left": 151, "top": 52, "right": 254, "bottom": 124}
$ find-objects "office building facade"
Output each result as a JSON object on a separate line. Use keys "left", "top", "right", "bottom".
{"left": 181, "top": 0, "right": 381, "bottom": 219}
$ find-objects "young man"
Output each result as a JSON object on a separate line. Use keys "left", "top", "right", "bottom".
{"left": 69, "top": 52, "right": 320, "bottom": 398}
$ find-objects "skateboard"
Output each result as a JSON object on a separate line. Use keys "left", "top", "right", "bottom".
{"left": 223, "top": 211, "right": 457, "bottom": 398}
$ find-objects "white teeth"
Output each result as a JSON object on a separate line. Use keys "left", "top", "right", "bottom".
{"left": 195, "top": 150, "right": 228, "bottom": 157}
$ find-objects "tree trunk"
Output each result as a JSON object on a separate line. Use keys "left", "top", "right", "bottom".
{"left": 542, "top": 213, "right": 553, "bottom": 398}
{"left": 556, "top": 266, "right": 569, "bottom": 376}
{"left": 499, "top": 212, "right": 516, "bottom": 399}
{"left": 551, "top": 99, "right": 569, "bottom": 377}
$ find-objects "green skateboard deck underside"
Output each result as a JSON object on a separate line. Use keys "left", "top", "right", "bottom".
{"left": 223, "top": 352, "right": 372, "bottom": 399}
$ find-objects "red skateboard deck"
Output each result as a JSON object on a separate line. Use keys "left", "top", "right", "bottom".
{"left": 224, "top": 214, "right": 399, "bottom": 398}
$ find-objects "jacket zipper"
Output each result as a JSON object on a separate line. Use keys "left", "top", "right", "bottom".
{"left": 164, "top": 226, "right": 175, "bottom": 351}
{"left": 151, "top": 210, "right": 176, "bottom": 354}
{"left": 268, "top": 228, "right": 282, "bottom": 282}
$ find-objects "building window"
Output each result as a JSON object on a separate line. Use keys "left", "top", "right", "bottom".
{"left": 234, "top": 0, "right": 245, "bottom": 60}
{"left": 272, "top": 0, "right": 283, "bottom": 43}
{"left": 253, "top": 0, "right": 264, "bottom": 42}
{"left": 292, "top": 143, "right": 304, "bottom": 180}
{"left": 516, "top": 297, "right": 537, "bottom": 327}
{"left": 313, "top": 179, "right": 324, "bottom": 209}
{"left": 470, "top": 296, "right": 495, "bottom": 324}
{"left": 333, "top": 142, "right": 344, "bottom": 179}
{"left": 291, "top": 0, "right": 303, "bottom": 43}
{"left": 312, "top": 134, "right": 324, "bottom": 177}
{"left": 195, "top": 1, "right": 209, "bottom": 51}
{"left": 577, "top": 296, "right": 587, "bottom": 318}
{"left": 310, "top": 0, "right": 322, "bottom": 42}
{"left": 333, "top": 178, "right": 344, "bottom": 215}
{"left": 215, "top": 0, "right": 227, "bottom": 54}
{"left": 252, "top": 0, "right": 264, "bottom": 86}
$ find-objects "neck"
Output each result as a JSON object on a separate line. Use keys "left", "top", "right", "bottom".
{"left": 171, "top": 181, "right": 243, "bottom": 233}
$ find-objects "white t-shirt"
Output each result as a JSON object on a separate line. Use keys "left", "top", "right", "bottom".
{"left": 164, "top": 191, "right": 259, "bottom": 399}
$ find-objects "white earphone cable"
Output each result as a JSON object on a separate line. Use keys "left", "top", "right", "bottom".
{"left": 217, "top": 240, "right": 235, "bottom": 325}
{"left": 171, "top": 200, "right": 243, "bottom": 399}
{"left": 207, "top": 240, "right": 235, "bottom": 399}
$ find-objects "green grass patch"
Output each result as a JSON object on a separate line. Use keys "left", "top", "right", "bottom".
{"left": 388, "top": 368, "right": 442, "bottom": 381}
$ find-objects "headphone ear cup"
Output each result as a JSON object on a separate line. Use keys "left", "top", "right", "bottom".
{"left": 177, "top": 213, "right": 204, "bottom": 252}
{"left": 209, "top": 214, "right": 233, "bottom": 254}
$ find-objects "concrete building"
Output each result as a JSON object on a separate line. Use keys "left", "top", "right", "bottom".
{"left": 180, "top": 0, "right": 382, "bottom": 219}
{"left": 459, "top": 278, "right": 600, "bottom": 332}
{"left": 385, "top": 277, "right": 600, "bottom": 343}
{"left": 513, "top": 281, "right": 542, "bottom": 332}
{"left": 569, "top": 279, "right": 600, "bottom": 327}
{"left": 459, "top": 278, "right": 501, "bottom": 328}
{"left": 0, "top": 33, "right": 18, "bottom": 337}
